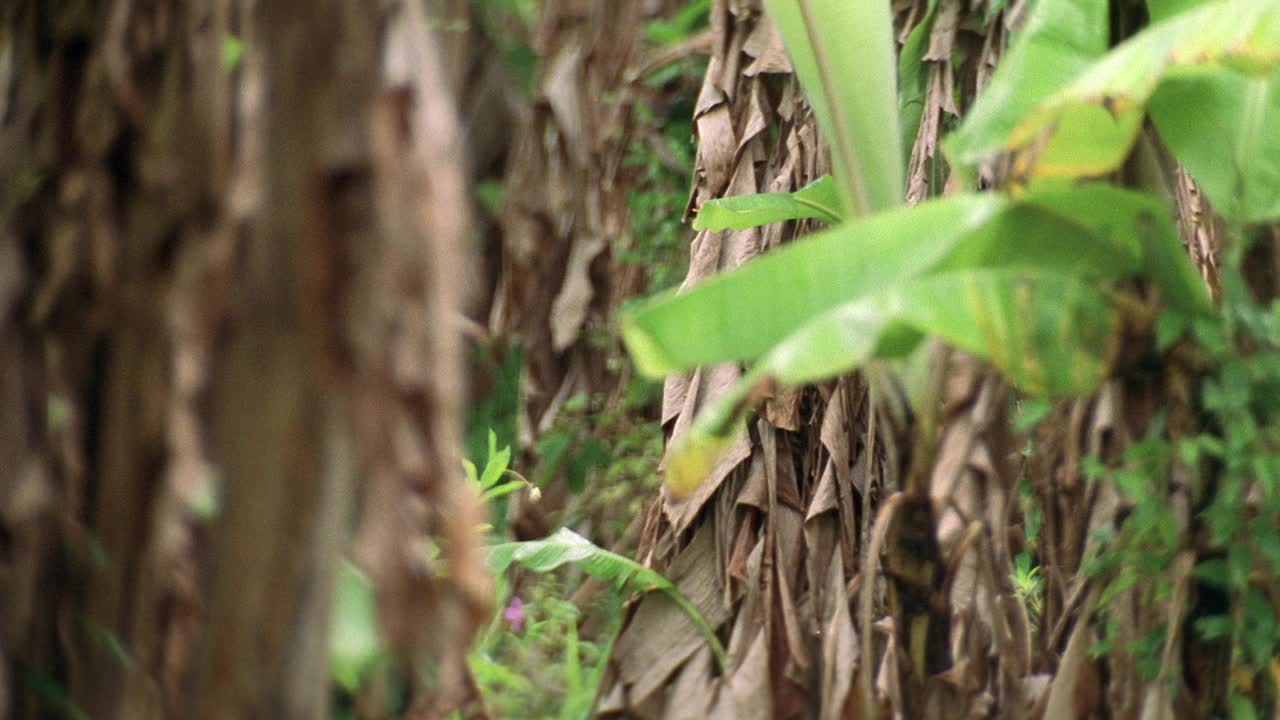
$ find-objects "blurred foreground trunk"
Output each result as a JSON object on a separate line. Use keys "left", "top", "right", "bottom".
{"left": 0, "top": 2, "right": 487, "bottom": 718}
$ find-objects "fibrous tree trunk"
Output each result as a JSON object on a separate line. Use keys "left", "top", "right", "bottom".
{"left": 0, "top": 2, "right": 486, "bottom": 718}
{"left": 601, "top": 3, "right": 861, "bottom": 715}
{"left": 601, "top": 1, "right": 1230, "bottom": 718}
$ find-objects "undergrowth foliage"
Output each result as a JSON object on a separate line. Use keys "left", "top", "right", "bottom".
{"left": 1078, "top": 247, "right": 1280, "bottom": 714}
{"left": 334, "top": 433, "right": 714, "bottom": 720}
{"left": 468, "top": 575, "right": 622, "bottom": 720}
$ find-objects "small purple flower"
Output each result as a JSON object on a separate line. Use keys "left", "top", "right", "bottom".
{"left": 503, "top": 596, "right": 525, "bottom": 632}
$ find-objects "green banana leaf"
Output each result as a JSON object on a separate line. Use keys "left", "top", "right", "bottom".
{"left": 1007, "top": 185, "right": 1210, "bottom": 314}
{"left": 663, "top": 269, "right": 1119, "bottom": 497}
{"left": 487, "top": 528, "right": 727, "bottom": 669}
{"left": 1149, "top": 67, "right": 1280, "bottom": 223}
{"left": 624, "top": 195, "right": 1006, "bottom": 376}
{"left": 622, "top": 185, "right": 1207, "bottom": 380}
{"left": 946, "top": 0, "right": 1110, "bottom": 174}
{"left": 947, "top": 0, "right": 1280, "bottom": 222}
{"left": 692, "top": 174, "right": 843, "bottom": 231}
{"left": 767, "top": 269, "right": 1119, "bottom": 395}
{"left": 762, "top": 0, "right": 903, "bottom": 215}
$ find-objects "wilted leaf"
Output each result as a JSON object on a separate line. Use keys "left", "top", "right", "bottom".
{"left": 1044, "top": 613, "right": 1101, "bottom": 718}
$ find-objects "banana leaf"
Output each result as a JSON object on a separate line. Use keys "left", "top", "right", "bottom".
{"left": 622, "top": 185, "right": 1206, "bottom": 380}
{"left": 662, "top": 268, "right": 1119, "bottom": 497}
{"left": 692, "top": 174, "right": 843, "bottom": 231}
{"left": 1149, "top": 67, "right": 1280, "bottom": 223}
{"left": 1147, "top": 0, "right": 1209, "bottom": 22}
{"left": 947, "top": 0, "right": 1280, "bottom": 223}
{"left": 946, "top": 0, "right": 1110, "bottom": 174}
{"left": 763, "top": 0, "right": 903, "bottom": 215}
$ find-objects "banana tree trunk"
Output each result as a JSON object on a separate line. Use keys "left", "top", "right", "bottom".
{"left": 600, "top": 1, "right": 1228, "bottom": 718}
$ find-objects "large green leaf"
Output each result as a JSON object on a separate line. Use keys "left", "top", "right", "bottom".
{"left": 692, "top": 174, "right": 843, "bottom": 231}
{"left": 770, "top": 269, "right": 1115, "bottom": 395}
{"left": 762, "top": 0, "right": 903, "bottom": 215}
{"left": 946, "top": 0, "right": 1110, "bottom": 175}
{"left": 1008, "top": 185, "right": 1210, "bottom": 314}
{"left": 624, "top": 195, "right": 1006, "bottom": 376}
{"left": 663, "top": 269, "right": 1119, "bottom": 497}
{"left": 487, "top": 528, "right": 727, "bottom": 669}
{"left": 622, "top": 186, "right": 1205, "bottom": 379}
{"left": 948, "top": 0, "right": 1280, "bottom": 215}
{"left": 1148, "top": 67, "right": 1280, "bottom": 223}
{"left": 625, "top": 183, "right": 1212, "bottom": 500}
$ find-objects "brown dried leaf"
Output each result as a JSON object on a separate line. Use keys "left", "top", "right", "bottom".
{"left": 742, "top": 13, "right": 792, "bottom": 76}
{"left": 613, "top": 523, "right": 731, "bottom": 705}
{"left": 1044, "top": 616, "right": 1101, "bottom": 720}
{"left": 694, "top": 101, "right": 737, "bottom": 199}
{"left": 713, "top": 630, "right": 771, "bottom": 720}
{"left": 819, "top": 553, "right": 859, "bottom": 720}
{"left": 550, "top": 233, "right": 607, "bottom": 350}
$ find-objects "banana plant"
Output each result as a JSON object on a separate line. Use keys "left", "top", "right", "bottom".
{"left": 947, "top": 0, "right": 1280, "bottom": 222}
{"left": 619, "top": 0, "right": 1278, "bottom": 499}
